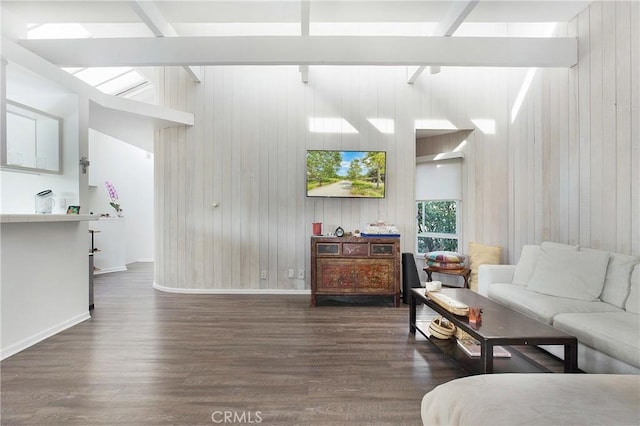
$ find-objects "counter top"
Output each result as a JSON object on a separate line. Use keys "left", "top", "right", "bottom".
{"left": 0, "top": 214, "right": 96, "bottom": 223}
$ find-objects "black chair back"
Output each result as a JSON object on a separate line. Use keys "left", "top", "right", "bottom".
{"left": 401, "top": 252, "right": 423, "bottom": 304}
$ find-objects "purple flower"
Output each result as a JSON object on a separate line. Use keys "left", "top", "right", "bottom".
{"left": 105, "top": 181, "right": 119, "bottom": 202}
{"left": 105, "top": 181, "right": 122, "bottom": 213}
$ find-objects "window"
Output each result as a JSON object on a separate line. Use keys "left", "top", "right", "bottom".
{"left": 416, "top": 200, "right": 460, "bottom": 254}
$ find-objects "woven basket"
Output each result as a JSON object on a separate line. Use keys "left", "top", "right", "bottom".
{"left": 429, "top": 316, "right": 456, "bottom": 340}
{"left": 454, "top": 328, "right": 473, "bottom": 341}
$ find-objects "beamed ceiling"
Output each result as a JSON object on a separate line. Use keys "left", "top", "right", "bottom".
{"left": 1, "top": 1, "right": 592, "bottom": 90}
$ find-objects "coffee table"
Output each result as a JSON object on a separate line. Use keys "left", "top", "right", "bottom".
{"left": 409, "top": 288, "right": 578, "bottom": 374}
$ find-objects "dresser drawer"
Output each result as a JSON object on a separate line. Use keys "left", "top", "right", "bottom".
{"left": 342, "top": 243, "right": 368, "bottom": 256}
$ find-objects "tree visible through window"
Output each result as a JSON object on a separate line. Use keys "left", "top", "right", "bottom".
{"left": 416, "top": 200, "right": 459, "bottom": 254}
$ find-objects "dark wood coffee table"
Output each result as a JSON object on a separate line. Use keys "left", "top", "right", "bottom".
{"left": 409, "top": 288, "right": 579, "bottom": 374}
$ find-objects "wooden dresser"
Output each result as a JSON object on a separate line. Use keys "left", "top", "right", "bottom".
{"left": 310, "top": 236, "right": 400, "bottom": 306}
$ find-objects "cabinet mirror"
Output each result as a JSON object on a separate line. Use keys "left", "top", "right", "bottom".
{"left": 2, "top": 100, "right": 62, "bottom": 174}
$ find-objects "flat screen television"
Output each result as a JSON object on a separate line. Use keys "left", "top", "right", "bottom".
{"left": 306, "top": 150, "right": 386, "bottom": 198}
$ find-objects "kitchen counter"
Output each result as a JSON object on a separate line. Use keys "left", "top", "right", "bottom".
{"left": 0, "top": 214, "right": 95, "bottom": 223}
{"left": 1, "top": 217, "right": 91, "bottom": 359}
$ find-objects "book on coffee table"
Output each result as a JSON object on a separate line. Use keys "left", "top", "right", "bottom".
{"left": 457, "top": 339, "right": 512, "bottom": 358}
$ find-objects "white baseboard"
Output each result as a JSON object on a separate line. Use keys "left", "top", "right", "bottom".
{"left": 94, "top": 266, "right": 128, "bottom": 275}
{"left": 153, "top": 282, "right": 311, "bottom": 295}
{"left": 136, "top": 258, "right": 154, "bottom": 263}
{"left": 1, "top": 311, "right": 91, "bottom": 361}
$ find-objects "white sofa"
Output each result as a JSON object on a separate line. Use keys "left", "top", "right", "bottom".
{"left": 478, "top": 242, "right": 640, "bottom": 374}
{"left": 421, "top": 373, "right": 640, "bottom": 426}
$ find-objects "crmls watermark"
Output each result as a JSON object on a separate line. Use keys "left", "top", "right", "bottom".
{"left": 211, "top": 411, "right": 263, "bottom": 424}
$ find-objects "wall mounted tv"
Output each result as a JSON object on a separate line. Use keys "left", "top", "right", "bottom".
{"left": 306, "top": 150, "right": 386, "bottom": 198}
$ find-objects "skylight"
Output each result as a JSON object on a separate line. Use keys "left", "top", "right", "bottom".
{"left": 311, "top": 22, "right": 437, "bottom": 36}
{"left": 27, "top": 23, "right": 152, "bottom": 98}
{"left": 27, "top": 23, "right": 91, "bottom": 39}
{"left": 72, "top": 67, "right": 132, "bottom": 87}
{"left": 97, "top": 71, "right": 149, "bottom": 96}
{"left": 173, "top": 23, "right": 300, "bottom": 36}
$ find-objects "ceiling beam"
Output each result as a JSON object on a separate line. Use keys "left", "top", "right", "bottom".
{"left": 408, "top": 0, "right": 479, "bottom": 84}
{"left": 19, "top": 36, "right": 578, "bottom": 68}
{"left": 129, "top": 1, "right": 202, "bottom": 83}
{"left": 299, "top": 0, "right": 310, "bottom": 83}
{"left": 301, "top": 0, "right": 310, "bottom": 37}
{"left": 2, "top": 37, "right": 194, "bottom": 130}
{"left": 299, "top": 65, "right": 309, "bottom": 83}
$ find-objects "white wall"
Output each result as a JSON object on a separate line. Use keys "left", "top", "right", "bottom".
{"left": 155, "top": 1, "right": 639, "bottom": 291}
{"left": 1, "top": 64, "right": 81, "bottom": 213}
{"left": 88, "top": 129, "right": 154, "bottom": 263}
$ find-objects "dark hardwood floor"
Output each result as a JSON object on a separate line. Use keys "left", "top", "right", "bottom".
{"left": 1, "top": 263, "right": 465, "bottom": 425}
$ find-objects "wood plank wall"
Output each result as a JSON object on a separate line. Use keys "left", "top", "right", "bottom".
{"left": 507, "top": 0, "right": 639, "bottom": 262}
{"left": 155, "top": 1, "right": 639, "bottom": 290}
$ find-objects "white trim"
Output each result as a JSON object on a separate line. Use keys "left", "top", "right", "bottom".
{"left": 416, "top": 151, "right": 464, "bottom": 163}
{"left": 136, "top": 258, "right": 155, "bottom": 263}
{"left": 153, "top": 282, "right": 311, "bottom": 295}
{"left": 1, "top": 311, "right": 90, "bottom": 361}
{"left": 94, "top": 266, "right": 128, "bottom": 275}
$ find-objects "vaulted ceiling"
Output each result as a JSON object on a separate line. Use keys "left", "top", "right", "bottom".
{"left": 2, "top": 1, "right": 592, "bottom": 95}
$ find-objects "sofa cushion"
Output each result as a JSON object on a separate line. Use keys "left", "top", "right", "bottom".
{"left": 512, "top": 245, "right": 540, "bottom": 285}
{"left": 553, "top": 312, "right": 640, "bottom": 369}
{"left": 597, "top": 252, "right": 639, "bottom": 309}
{"left": 468, "top": 242, "right": 502, "bottom": 293}
{"left": 527, "top": 245, "right": 609, "bottom": 301}
{"left": 626, "top": 265, "right": 640, "bottom": 314}
{"left": 540, "top": 241, "right": 580, "bottom": 251}
{"left": 489, "top": 284, "right": 621, "bottom": 324}
{"left": 512, "top": 243, "right": 579, "bottom": 286}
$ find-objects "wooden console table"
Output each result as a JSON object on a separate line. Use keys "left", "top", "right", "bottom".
{"left": 311, "top": 236, "right": 400, "bottom": 306}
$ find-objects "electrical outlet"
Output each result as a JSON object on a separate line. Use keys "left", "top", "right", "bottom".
{"left": 297, "top": 269, "right": 305, "bottom": 279}
{"left": 288, "top": 269, "right": 295, "bottom": 278}
{"left": 260, "top": 270, "right": 267, "bottom": 279}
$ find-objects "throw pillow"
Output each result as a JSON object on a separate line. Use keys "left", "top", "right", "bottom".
{"left": 512, "top": 245, "right": 541, "bottom": 285}
{"left": 468, "top": 242, "right": 502, "bottom": 293}
{"left": 527, "top": 246, "right": 610, "bottom": 301}
{"left": 426, "top": 260, "right": 466, "bottom": 269}
{"left": 425, "top": 251, "right": 465, "bottom": 263}
{"left": 597, "top": 252, "right": 639, "bottom": 309}
{"left": 540, "top": 241, "right": 580, "bottom": 251}
{"left": 512, "top": 243, "right": 579, "bottom": 286}
{"left": 625, "top": 265, "right": 640, "bottom": 314}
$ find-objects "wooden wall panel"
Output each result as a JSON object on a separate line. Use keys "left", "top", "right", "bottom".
{"left": 510, "top": 0, "right": 639, "bottom": 258}
{"left": 154, "top": 1, "right": 639, "bottom": 291}
{"left": 614, "top": 1, "right": 632, "bottom": 255}
{"left": 632, "top": 1, "right": 640, "bottom": 257}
